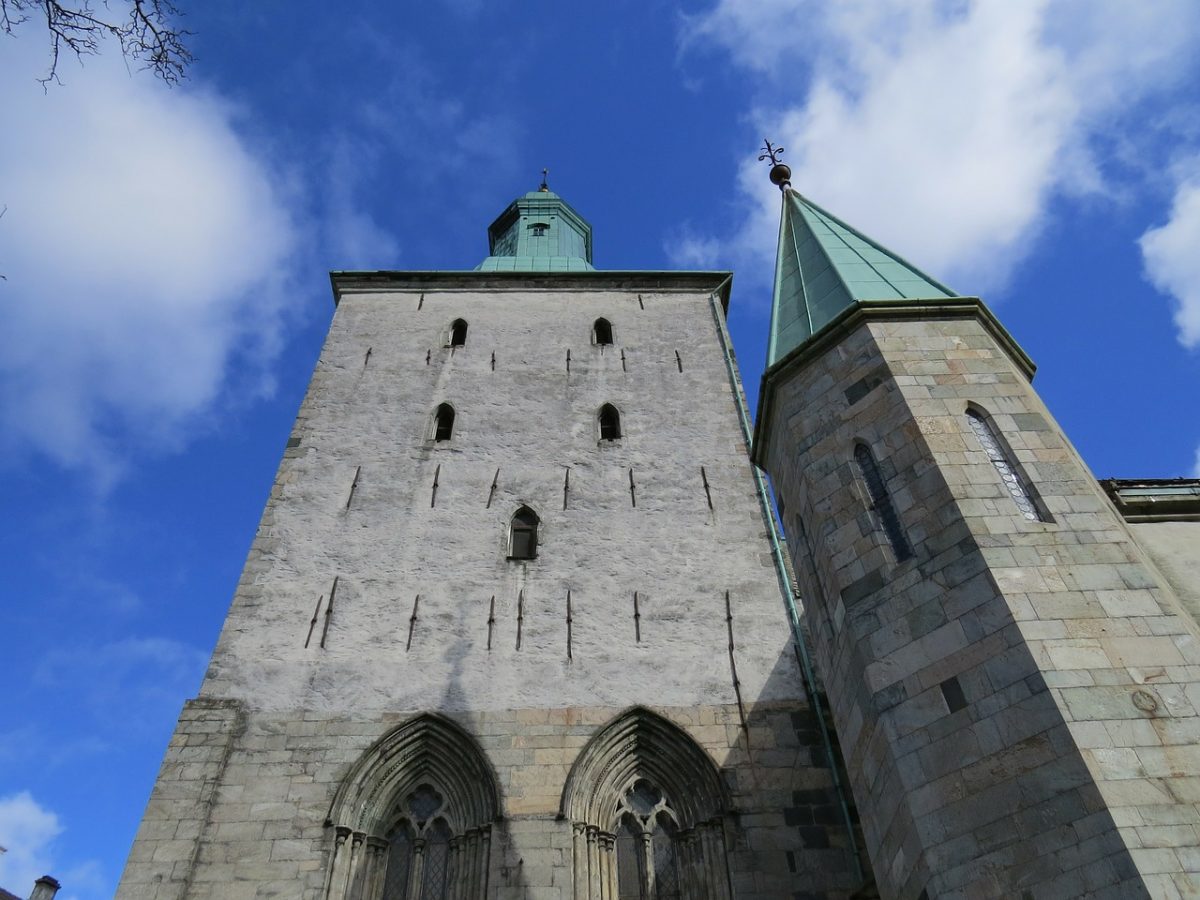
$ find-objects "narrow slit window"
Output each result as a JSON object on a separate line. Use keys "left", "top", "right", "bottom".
{"left": 967, "top": 408, "right": 1048, "bottom": 522}
{"left": 854, "top": 442, "right": 912, "bottom": 561}
{"left": 599, "top": 403, "right": 622, "bottom": 441}
{"left": 594, "top": 317, "right": 614, "bottom": 346}
{"left": 509, "top": 507, "right": 539, "bottom": 560}
{"left": 433, "top": 403, "right": 455, "bottom": 442}
{"left": 448, "top": 319, "right": 468, "bottom": 348}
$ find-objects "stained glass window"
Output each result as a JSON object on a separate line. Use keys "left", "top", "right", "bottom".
{"left": 967, "top": 409, "right": 1047, "bottom": 522}
{"left": 854, "top": 443, "right": 912, "bottom": 561}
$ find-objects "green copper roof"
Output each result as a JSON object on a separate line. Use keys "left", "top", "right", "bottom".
{"left": 477, "top": 189, "right": 595, "bottom": 271}
{"left": 768, "top": 189, "right": 957, "bottom": 366}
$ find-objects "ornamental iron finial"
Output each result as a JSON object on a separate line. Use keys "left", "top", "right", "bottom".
{"left": 758, "top": 139, "right": 792, "bottom": 191}
{"left": 539, "top": 167, "right": 550, "bottom": 192}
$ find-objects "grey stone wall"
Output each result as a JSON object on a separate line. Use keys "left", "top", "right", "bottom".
{"left": 760, "top": 309, "right": 1200, "bottom": 898}
{"left": 1131, "top": 521, "right": 1200, "bottom": 630}
{"left": 117, "top": 276, "right": 862, "bottom": 899}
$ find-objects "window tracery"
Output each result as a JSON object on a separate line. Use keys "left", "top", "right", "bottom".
{"left": 323, "top": 714, "right": 498, "bottom": 900}
{"left": 562, "top": 708, "right": 732, "bottom": 900}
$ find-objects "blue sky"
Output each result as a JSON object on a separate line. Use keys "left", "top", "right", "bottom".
{"left": 1, "top": 1, "right": 1199, "bottom": 896}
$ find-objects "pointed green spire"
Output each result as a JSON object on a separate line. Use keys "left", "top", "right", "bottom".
{"left": 476, "top": 187, "right": 595, "bottom": 272}
{"left": 768, "top": 189, "right": 957, "bottom": 367}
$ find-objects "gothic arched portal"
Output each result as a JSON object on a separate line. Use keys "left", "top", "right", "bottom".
{"left": 560, "top": 708, "right": 733, "bottom": 900}
{"left": 323, "top": 713, "right": 499, "bottom": 900}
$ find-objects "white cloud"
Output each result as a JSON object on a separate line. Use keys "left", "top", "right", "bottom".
{"left": 683, "top": 0, "right": 1200, "bottom": 300}
{"left": 0, "top": 793, "right": 103, "bottom": 900}
{"left": 0, "top": 792, "right": 63, "bottom": 895}
{"left": 34, "top": 637, "right": 209, "bottom": 736}
{"left": 0, "top": 44, "right": 304, "bottom": 484}
{"left": 666, "top": 229, "right": 722, "bottom": 269}
{"left": 1140, "top": 175, "right": 1200, "bottom": 348}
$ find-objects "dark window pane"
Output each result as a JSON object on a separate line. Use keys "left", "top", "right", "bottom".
{"left": 434, "top": 405, "right": 454, "bottom": 442}
{"left": 594, "top": 318, "right": 613, "bottom": 345}
{"left": 616, "top": 816, "right": 645, "bottom": 900}
{"left": 382, "top": 823, "right": 413, "bottom": 900}
{"left": 854, "top": 443, "right": 911, "bottom": 561}
{"left": 419, "top": 819, "right": 451, "bottom": 900}
{"left": 510, "top": 508, "right": 539, "bottom": 559}
{"left": 651, "top": 816, "right": 680, "bottom": 900}
{"left": 600, "top": 404, "right": 621, "bottom": 440}
{"left": 450, "top": 320, "right": 468, "bottom": 347}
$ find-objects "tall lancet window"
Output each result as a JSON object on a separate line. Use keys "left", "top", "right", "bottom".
{"left": 593, "top": 317, "right": 614, "bottom": 346}
{"left": 433, "top": 404, "right": 455, "bottom": 442}
{"left": 509, "top": 507, "right": 539, "bottom": 560}
{"left": 854, "top": 442, "right": 912, "bottom": 561}
{"left": 966, "top": 407, "right": 1049, "bottom": 522}
{"left": 448, "top": 319, "right": 468, "bottom": 348}
{"left": 599, "top": 404, "right": 622, "bottom": 441}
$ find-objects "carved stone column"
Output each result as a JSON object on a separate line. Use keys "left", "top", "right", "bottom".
{"left": 572, "top": 823, "right": 589, "bottom": 900}
{"left": 326, "top": 826, "right": 355, "bottom": 900}
{"left": 476, "top": 826, "right": 492, "bottom": 898}
{"left": 361, "top": 836, "right": 389, "bottom": 900}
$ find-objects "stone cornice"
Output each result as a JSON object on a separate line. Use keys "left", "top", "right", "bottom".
{"left": 330, "top": 270, "right": 733, "bottom": 311}
{"left": 751, "top": 297, "right": 1036, "bottom": 468}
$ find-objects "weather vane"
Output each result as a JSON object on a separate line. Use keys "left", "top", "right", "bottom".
{"left": 758, "top": 139, "right": 792, "bottom": 191}
{"left": 539, "top": 167, "right": 549, "bottom": 191}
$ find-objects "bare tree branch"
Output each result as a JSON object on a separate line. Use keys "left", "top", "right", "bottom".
{"left": 0, "top": 0, "right": 192, "bottom": 85}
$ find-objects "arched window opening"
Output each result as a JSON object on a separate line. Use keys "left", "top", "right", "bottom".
{"left": 509, "top": 507, "right": 539, "bottom": 560}
{"left": 594, "top": 317, "right": 614, "bottom": 346}
{"left": 854, "top": 442, "right": 912, "bottom": 562}
{"left": 433, "top": 404, "right": 455, "bottom": 442}
{"left": 599, "top": 404, "right": 622, "bottom": 441}
{"left": 448, "top": 319, "right": 468, "bottom": 348}
{"left": 967, "top": 408, "right": 1049, "bottom": 522}
{"left": 323, "top": 714, "right": 499, "bottom": 900}
{"left": 562, "top": 709, "right": 733, "bottom": 900}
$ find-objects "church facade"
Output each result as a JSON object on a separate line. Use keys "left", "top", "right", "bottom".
{"left": 116, "top": 174, "right": 1200, "bottom": 900}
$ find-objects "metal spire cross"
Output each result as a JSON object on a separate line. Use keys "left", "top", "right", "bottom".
{"left": 539, "top": 167, "right": 549, "bottom": 191}
{"left": 758, "top": 139, "right": 792, "bottom": 191}
{"left": 757, "top": 140, "right": 785, "bottom": 166}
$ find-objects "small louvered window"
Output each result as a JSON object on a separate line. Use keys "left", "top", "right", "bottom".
{"left": 509, "top": 507, "right": 539, "bottom": 560}
{"left": 854, "top": 442, "right": 912, "bottom": 561}
{"left": 967, "top": 408, "right": 1048, "bottom": 522}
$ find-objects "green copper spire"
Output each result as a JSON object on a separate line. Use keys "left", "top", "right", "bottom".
{"left": 477, "top": 180, "right": 595, "bottom": 272}
{"left": 767, "top": 188, "right": 957, "bottom": 367}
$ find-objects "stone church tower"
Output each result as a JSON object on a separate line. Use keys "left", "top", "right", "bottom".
{"left": 116, "top": 185, "right": 866, "bottom": 899}
{"left": 753, "top": 159, "right": 1200, "bottom": 898}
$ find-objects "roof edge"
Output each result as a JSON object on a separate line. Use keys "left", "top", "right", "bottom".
{"left": 751, "top": 296, "right": 1035, "bottom": 468}
{"left": 330, "top": 270, "right": 733, "bottom": 310}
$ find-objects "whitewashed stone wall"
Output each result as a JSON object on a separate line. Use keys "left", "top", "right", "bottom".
{"left": 117, "top": 275, "right": 862, "bottom": 899}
